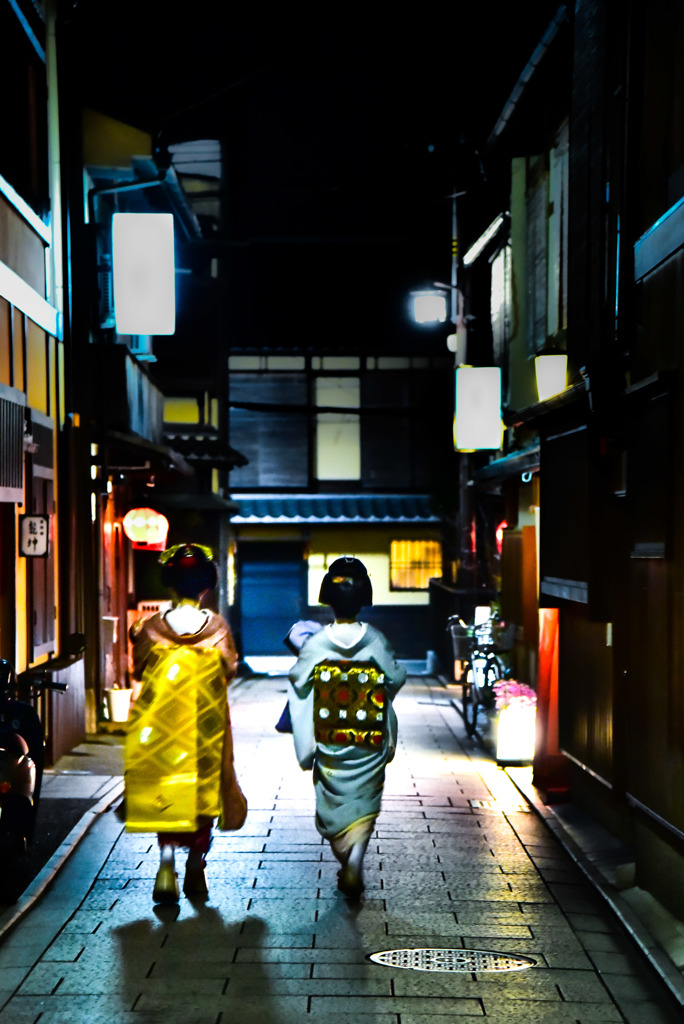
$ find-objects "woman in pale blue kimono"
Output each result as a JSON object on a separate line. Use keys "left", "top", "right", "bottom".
{"left": 288, "top": 557, "right": 406, "bottom": 898}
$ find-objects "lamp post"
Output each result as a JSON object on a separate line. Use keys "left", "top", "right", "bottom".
{"left": 408, "top": 190, "right": 479, "bottom": 599}
{"left": 409, "top": 190, "right": 468, "bottom": 357}
{"left": 409, "top": 191, "right": 504, "bottom": 607}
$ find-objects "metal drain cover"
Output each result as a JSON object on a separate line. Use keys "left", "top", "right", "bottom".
{"left": 368, "top": 948, "right": 536, "bottom": 973}
{"left": 469, "top": 799, "right": 530, "bottom": 812}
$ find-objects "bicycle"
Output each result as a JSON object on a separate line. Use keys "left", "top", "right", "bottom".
{"left": 447, "top": 613, "right": 511, "bottom": 738}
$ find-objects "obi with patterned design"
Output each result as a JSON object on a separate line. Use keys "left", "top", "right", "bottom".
{"left": 125, "top": 644, "right": 227, "bottom": 831}
{"left": 312, "top": 660, "right": 386, "bottom": 748}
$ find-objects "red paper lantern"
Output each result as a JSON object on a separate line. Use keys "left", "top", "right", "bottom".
{"left": 122, "top": 508, "right": 169, "bottom": 551}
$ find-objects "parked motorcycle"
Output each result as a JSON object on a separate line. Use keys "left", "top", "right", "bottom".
{"left": 0, "top": 659, "right": 67, "bottom": 901}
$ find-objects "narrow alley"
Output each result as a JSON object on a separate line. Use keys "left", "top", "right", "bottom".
{"left": 0, "top": 673, "right": 680, "bottom": 1024}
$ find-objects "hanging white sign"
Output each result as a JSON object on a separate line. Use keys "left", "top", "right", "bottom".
{"left": 19, "top": 514, "right": 50, "bottom": 558}
{"left": 454, "top": 366, "right": 503, "bottom": 451}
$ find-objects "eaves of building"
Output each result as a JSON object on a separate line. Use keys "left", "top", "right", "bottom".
{"left": 229, "top": 493, "right": 440, "bottom": 525}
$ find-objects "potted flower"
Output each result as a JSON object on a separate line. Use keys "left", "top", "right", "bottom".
{"left": 492, "top": 679, "right": 537, "bottom": 764}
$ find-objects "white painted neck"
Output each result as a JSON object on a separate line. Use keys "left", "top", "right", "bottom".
{"left": 165, "top": 601, "right": 209, "bottom": 636}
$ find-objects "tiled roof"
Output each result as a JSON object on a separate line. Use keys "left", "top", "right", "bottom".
{"left": 229, "top": 493, "right": 439, "bottom": 523}
{"left": 163, "top": 431, "right": 248, "bottom": 470}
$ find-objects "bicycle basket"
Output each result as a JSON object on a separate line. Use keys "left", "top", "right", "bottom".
{"left": 446, "top": 617, "right": 472, "bottom": 660}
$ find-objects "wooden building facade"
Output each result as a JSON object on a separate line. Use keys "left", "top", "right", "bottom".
{"left": 457, "top": 0, "right": 684, "bottom": 918}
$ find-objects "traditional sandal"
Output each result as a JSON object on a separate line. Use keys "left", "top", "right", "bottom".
{"left": 336, "top": 840, "right": 367, "bottom": 900}
{"left": 153, "top": 861, "right": 179, "bottom": 903}
{"left": 337, "top": 862, "right": 364, "bottom": 900}
{"left": 183, "top": 857, "right": 208, "bottom": 897}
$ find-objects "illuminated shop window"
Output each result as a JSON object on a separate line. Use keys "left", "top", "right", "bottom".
{"left": 390, "top": 540, "right": 442, "bottom": 591}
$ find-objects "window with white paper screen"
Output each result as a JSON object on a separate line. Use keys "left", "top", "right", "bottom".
{"left": 390, "top": 540, "right": 442, "bottom": 591}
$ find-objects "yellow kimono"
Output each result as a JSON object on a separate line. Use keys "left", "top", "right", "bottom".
{"left": 125, "top": 611, "right": 246, "bottom": 835}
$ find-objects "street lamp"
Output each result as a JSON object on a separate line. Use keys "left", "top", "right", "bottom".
{"left": 410, "top": 289, "right": 448, "bottom": 324}
{"left": 410, "top": 190, "right": 467, "bottom": 345}
{"left": 408, "top": 189, "right": 502, "bottom": 599}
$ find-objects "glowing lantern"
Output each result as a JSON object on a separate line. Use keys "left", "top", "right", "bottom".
{"left": 454, "top": 366, "right": 503, "bottom": 451}
{"left": 535, "top": 354, "right": 567, "bottom": 402}
{"left": 496, "top": 703, "right": 536, "bottom": 764}
{"left": 122, "top": 507, "right": 169, "bottom": 551}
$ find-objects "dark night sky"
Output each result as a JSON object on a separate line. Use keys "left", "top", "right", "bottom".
{"left": 63, "top": 2, "right": 563, "bottom": 353}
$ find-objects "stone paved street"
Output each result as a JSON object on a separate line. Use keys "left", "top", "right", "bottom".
{"left": 0, "top": 673, "right": 680, "bottom": 1023}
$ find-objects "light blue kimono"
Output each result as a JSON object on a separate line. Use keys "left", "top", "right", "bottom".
{"left": 288, "top": 622, "right": 406, "bottom": 842}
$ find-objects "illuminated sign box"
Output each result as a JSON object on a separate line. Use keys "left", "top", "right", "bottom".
{"left": 19, "top": 514, "right": 49, "bottom": 557}
{"left": 112, "top": 213, "right": 175, "bottom": 335}
{"left": 496, "top": 704, "right": 536, "bottom": 764}
{"left": 454, "top": 366, "right": 503, "bottom": 451}
{"left": 535, "top": 354, "right": 567, "bottom": 401}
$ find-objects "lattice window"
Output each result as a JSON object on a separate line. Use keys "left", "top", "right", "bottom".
{"left": 0, "top": 395, "right": 24, "bottom": 502}
{"left": 390, "top": 539, "right": 442, "bottom": 591}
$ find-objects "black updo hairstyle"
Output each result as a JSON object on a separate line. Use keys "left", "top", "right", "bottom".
{"left": 159, "top": 544, "right": 217, "bottom": 599}
{"left": 319, "top": 556, "right": 372, "bottom": 618}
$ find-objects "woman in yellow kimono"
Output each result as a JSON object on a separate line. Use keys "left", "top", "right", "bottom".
{"left": 126, "top": 544, "right": 247, "bottom": 903}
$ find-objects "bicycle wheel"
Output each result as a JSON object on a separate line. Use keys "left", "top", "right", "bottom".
{"left": 460, "top": 659, "right": 473, "bottom": 732}
{"left": 464, "top": 659, "right": 483, "bottom": 737}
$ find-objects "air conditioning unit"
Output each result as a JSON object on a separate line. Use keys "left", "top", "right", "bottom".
{"left": 98, "top": 258, "right": 115, "bottom": 328}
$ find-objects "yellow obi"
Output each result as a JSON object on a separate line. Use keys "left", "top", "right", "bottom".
{"left": 125, "top": 644, "right": 226, "bottom": 832}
